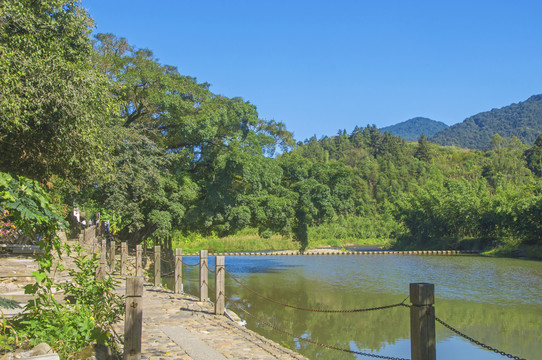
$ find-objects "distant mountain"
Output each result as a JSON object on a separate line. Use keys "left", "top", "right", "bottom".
{"left": 430, "top": 95, "right": 542, "bottom": 150}
{"left": 380, "top": 117, "right": 448, "bottom": 142}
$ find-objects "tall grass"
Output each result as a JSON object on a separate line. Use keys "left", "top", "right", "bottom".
{"left": 308, "top": 215, "right": 400, "bottom": 247}
{"left": 171, "top": 217, "right": 396, "bottom": 253}
{"left": 171, "top": 229, "right": 299, "bottom": 253}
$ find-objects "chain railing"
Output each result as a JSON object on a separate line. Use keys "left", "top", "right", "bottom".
{"left": 434, "top": 315, "right": 526, "bottom": 360}
{"left": 224, "top": 268, "right": 409, "bottom": 313}
{"left": 225, "top": 294, "right": 410, "bottom": 360}
{"left": 161, "top": 257, "right": 176, "bottom": 265}
{"left": 204, "top": 261, "right": 215, "bottom": 273}
{"left": 179, "top": 258, "right": 199, "bottom": 267}
{"left": 107, "top": 243, "right": 528, "bottom": 360}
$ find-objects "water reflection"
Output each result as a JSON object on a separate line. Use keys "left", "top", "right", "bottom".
{"left": 181, "top": 255, "right": 302, "bottom": 275}
{"left": 167, "top": 255, "right": 542, "bottom": 360}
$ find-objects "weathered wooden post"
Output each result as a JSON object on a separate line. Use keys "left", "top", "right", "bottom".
{"left": 174, "top": 248, "right": 183, "bottom": 294}
{"left": 124, "top": 277, "right": 143, "bottom": 360}
{"left": 410, "top": 283, "right": 436, "bottom": 360}
{"left": 136, "top": 245, "right": 143, "bottom": 277}
{"left": 214, "top": 256, "right": 225, "bottom": 315}
{"left": 199, "top": 250, "right": 208, "bottom": 301}
{"left": 154, "top": 245, "right": 161, "bottom": 287}
{"left": 84, "top": 227, "right": 89, "bottom": 248}
{"left": 121, "top": 242, "right": 127, "bottom": 276}
{"left": 96, "top": 239, "right": 107, "bottom": 279}
{"left": 109, "top": 240, "right": 116, "bottom": 272}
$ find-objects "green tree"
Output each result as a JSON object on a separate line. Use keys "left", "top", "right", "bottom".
{"left": 0, "top": 1, "right": 116, "bottom": 183}
{"left": 89, "top": 34, "right": 296, "bottom": 240}
{"left": 414, "top": 134, "right": 432, "bottom": 162}
{"left": 525, "top": 134, "right": 542, "bottom": 177}
{"left": 78, "top": 128, "right": 194, "bottom": 243}
{"left": 491, "top": 133, "right": 505, "bottom": 151}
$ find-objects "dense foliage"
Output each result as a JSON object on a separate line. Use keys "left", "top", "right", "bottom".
{"left": 288, "top": 127, "right": 542, "bottom": 249}
{"left": 0, "top": 0, "right": 116, "bottom": 183}
{"left": 0, "top": 2, "right": 123, "bottom": 357}
{"left": 380, "top": 117, "right": 448, "bottom": 142}
{"left": 2, "top": 0, "right": 541, "bottom": 254}
{"left": 4, "top": 0, "right": 540, "bottom": 357}
{"left": 430, "top": 94, "right": 542, "bottom": 150}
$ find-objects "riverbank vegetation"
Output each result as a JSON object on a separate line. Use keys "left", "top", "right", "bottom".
{"left": 2, "top": 1, "right": 542, "bottom": 257}
{"left": 1, "top": 0, "right": 541, "bottom": 356}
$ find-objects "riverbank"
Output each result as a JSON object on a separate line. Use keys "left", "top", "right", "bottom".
{"left": 0, "top": 249, "right": 309, "bottom": 359}
{"left": 170, "top": 230, "right": 390, "bottom": 254}
{"left": 169, "top": 231, "right": 542, "bottom": 260}
{"left": 112, "top": 279, "right": 309, "bottom": 360}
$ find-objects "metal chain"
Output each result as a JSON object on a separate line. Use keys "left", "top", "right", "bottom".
{"left": 434, "top": 315, "right": 526, "bottom": 360}
{"left": 204, "top": 262, "right": 215, "bottom": 273}
{"left": 180, "top": 259, "right": 199, "bottom": 267}
{"left": 224, "top": 269, "right": 408, "bottom": 313}
{"left": 161, "top": 257, "right": 176, "bottom": 264}
{"left": 183, "top": 278, "right": 202, "bottom": 284}
{"left": 225, "top": 295, "right": 409, "bottom": 360}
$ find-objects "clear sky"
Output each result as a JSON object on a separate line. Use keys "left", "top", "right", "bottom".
{"left": 82, "top": 0, "right": 542, "bottom": 142}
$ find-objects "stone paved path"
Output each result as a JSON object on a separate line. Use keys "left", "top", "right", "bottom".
{"left": 1, "top": 245, "right": 309, "bottom": 360}
{"left": 113, "top": 282, "right": 309, "bottom": 360}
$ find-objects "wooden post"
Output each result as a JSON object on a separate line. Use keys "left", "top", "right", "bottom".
{"left": 199, "top": 250, "right": 208, "bottom": 301}
{"left": 214, "top": 256, "right": 225, "bottom": 315}
{"left": 121, "top": 242, "right": 127, "bottom": 276}
{"left": 410, "top": 283, "right": 436, "bottom": 360}
{"left": 124, "top": 277, "right": 143, "bottom": 360}
{"left": 136, "top": 245, "right": 143, "bottom": 277}
{"left": 84, "top": 227, "right": 89, "bottom": 247}
{"left": 109, "top": 240, "right": 116, "bottom": 272}
{"left": 97, "top": 239, "right": 107, "bottom": 279}
{"left": 154, "top": 245, "right": 161, "bottom": 287}
{"left": 174, "top": 248, "right": 183, "bottom": 294}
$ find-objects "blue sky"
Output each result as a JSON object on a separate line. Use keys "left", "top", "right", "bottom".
{"left": 83, "top": 0, "right": 542, "bottom": 142}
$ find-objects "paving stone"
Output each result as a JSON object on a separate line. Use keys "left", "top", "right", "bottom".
{"left": 114, "top": 280, "right": 308, "bottom": 360}
{"left": 1, "top": 239, "right": 308, "bottom": 360}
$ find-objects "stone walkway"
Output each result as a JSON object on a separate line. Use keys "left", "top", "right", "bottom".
{"left": 113, "top": 282, "right": 308, "bottom": 360}
{"left": 1, "top": 249, "right": 308, "bottom": 360}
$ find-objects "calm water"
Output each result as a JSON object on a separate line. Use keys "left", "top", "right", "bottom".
{"left": 166, "top": 254, "right": 542, "bottom": 360}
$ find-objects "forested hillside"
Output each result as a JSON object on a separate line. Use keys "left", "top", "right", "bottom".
{"left": 430, "top": 95, "right": 542, "bottom": 149}
{"left": 1, "top": 1, "right": 542, "bottom": 258}
{"left": 287, "top": 126, "right": 542, "bottom": 251}
{"left": 380, "top": 117, "right": 448, "bottom": 141}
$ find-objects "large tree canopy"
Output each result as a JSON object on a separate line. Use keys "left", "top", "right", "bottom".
{"left": 0, "top": 0, "right": 116, "bottom": 183}
{"left": 3, "top": 3, "right": 541, "bottom": 253}
{"left": 82, "top": 34, "right": 295, "bottom": 241}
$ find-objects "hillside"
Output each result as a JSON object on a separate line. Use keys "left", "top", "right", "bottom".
{"left": 430, "top": 95, "right": 542, "bottom": 149}
{"left": 380, "top": 117, "right": 448, "bottom": 141}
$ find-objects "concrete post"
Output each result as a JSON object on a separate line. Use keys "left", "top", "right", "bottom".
{"left": 124, "top": 277, "right": 143, "bottom": 360}
{"left": 214, "top": 256, "right": 225, "bottom": 315}
{"left": 136, "top": 245, "right": 143, "bottom": 277}
{"left": 154, "top": 245, "right": 161, "bottom": 287}
{"left": 175, "top": 248, "right": 183, "bottom": 294}
{"left": 121, "top": 242, "right": 127, "bottom": 276}
{"left": 199, "top": 250, "right": 208, "bottom": 301}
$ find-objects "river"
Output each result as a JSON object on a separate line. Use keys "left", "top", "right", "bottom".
{"left": 166, "top": 254, "right": 542, "bottom": 360}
